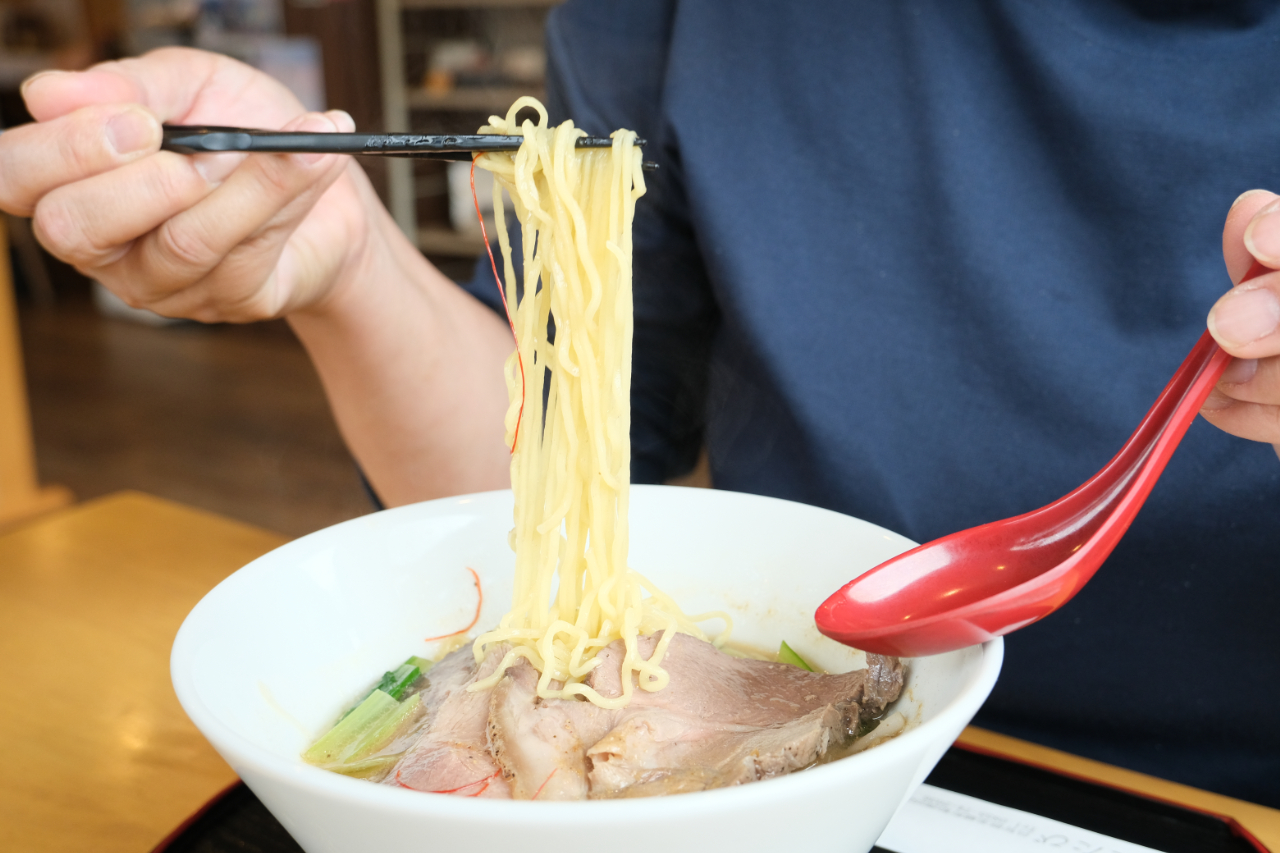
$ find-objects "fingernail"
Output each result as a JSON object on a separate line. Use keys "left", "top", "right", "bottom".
{"left": 1228, "top": 188, "right": 1269, "bottom": 211}
{"left": 1229, "top": 188, "right": 1271, "bottom": 212}
{"left": 1219, "top": 357, "right": 1258, "bottom": 385}
{"left": 1200, "top": 390, "right": 1233, "bottom": 412}
{"left": 193, "top": 152, "right": 245, "bottom": 185}
{"left": 106, "top": 108, "right": 159, "bottom": 155}
{"left": 20, "top": 69, "right": 67, "bottom": 98}
{"left": 1208, "top": 285, "right": 1280, "bottom": 345}
{"left": 329, "top": 109, "right": 356, "bottom": 133}
{"left": 1243, "top": 200, "right": 1280, "bottom": 264}
{"left": 1208, "top": 286, "right": 1280, "bottom": 347}
{"left": 290, "top": 113, "right": 339, "bottom": 165}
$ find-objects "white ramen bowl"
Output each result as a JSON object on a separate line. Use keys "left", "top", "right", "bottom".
{"left": 172, "top": 486, "right": 1002, "bottom": 853}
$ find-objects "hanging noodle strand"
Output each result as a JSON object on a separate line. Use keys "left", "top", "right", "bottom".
{"left": 467, "top": 98, "right": 730, "bottom": 709}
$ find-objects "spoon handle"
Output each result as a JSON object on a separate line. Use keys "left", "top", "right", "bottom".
{"left": 1068, "top": 259, "right": 1271, "bottom": 557}
{"left": 1145, "top": 259, "right": 1271, "bottom": 451}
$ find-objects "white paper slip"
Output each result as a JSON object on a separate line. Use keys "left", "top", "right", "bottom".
{"left": 877, "top": 783, "right": 1166, "bottom": 853}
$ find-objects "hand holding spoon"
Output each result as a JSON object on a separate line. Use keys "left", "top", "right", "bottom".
{"left": 815, "top": 261, "right": 1270, "bottom": 657}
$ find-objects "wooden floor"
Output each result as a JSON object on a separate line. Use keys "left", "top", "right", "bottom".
{"left": 17, "top": 281, "right": 373, "bottom": 537}
{"left": 14, "top": 250, "right": 708, "bottom": 539}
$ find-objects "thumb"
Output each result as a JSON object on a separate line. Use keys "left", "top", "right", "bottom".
{"left": 21, "top": 67, "right": 142, "bottom": 122}
{"left": 20, "top": 48, "right": 297, "bottom": 126}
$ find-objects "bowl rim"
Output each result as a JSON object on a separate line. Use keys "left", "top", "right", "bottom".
{"left": 172, "top": 486, "right": 1004, "bottom": 820}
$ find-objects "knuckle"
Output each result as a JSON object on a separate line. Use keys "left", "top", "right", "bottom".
{"left": 114, "top": 287, "right": 149, "bottom": 310}
{"left": 189, "top": 304, "right": 221, "bottom": 323}
{"left": 254, "top": 155, "right": 303, "bottom": 197}
{"left": 31, "top": 198, "right": 79, "bottom": 258}
{"left": 211, "top": 280, "right": 280, "bottom": 323}
{"left": 58, "top": 119, "right": 108, "bottom": 176}
{"left": 140, "top": 261, "right": 279, "bottom": 324}
{"left": 240, "top": 228, "right": 282, "bottom": 259}
{"left": 94, "top": 265, "right": 157, "bottom": 310}
{"left": 155, "top": 220, "right": 220, "bottom": 270}
{"left": 155, "top": 155, "right": 205, "bottom": 203}
{"left": 33, "top": 195, "right": 128, "bottom": 266}
{"left": 226, "top": 291, "right": 277, "bottom": 322}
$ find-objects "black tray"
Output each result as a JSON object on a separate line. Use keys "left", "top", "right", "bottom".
{"left": 152, "top": 745, "right": 1269, "bottom": 853}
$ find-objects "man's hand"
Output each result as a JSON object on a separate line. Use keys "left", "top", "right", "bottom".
{"left": 0, "top": 47, "right": 515, "bottom": 504}
{"left": 0, "top": 47, "right": 372, "bottom": 322}
{"left": 1202, "top": 189, "right": 1280, "bottom": 459}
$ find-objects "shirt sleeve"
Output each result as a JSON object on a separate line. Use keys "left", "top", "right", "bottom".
{"left": 457, "top": 0, "right": 720, "bottom": 485}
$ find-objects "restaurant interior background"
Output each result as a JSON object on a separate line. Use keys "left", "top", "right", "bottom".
{"left": 0, "top": 0, "right": 592, "bottom": 537}
{"left": 4, "top": 6, "right": 1280, "bottom": 853}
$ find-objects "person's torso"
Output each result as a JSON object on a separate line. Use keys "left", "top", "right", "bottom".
{"left": 544, "top": 0, "right": 1280, "bottom": 804}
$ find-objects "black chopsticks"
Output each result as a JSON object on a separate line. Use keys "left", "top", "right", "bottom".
{"left": 161, "top": 126, "right": 656, "bottom": 170}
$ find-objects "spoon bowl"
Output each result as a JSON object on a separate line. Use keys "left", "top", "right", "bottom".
{"left": 815, "top": 263, "right": 1268, "bottom": 656}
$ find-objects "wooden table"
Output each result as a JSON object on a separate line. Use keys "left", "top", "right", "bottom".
{"left": 1, "top": 492, "right": 1276, "bottom": 852}
{"left": 0, "top": 492, "right": 287, "bottom": 853}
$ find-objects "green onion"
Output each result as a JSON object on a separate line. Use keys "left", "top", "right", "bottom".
{"left": 303, "top": 689, "right": 398, "bottom": 766}
{"left": 778, "top": 641, "right": 815, "bottom": 672}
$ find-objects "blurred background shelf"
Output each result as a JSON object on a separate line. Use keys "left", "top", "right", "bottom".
{"left": 401, "top": 0, "right": 561, "bottom": 9}
{"left": 378, "top": 0, "right": 559, "bottom": 266}
{"left": 406, "top": 84, "right": 545, "bottom": 112}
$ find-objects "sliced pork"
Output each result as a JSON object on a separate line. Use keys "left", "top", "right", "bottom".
{"left": 582, "top": 633, "right": 903, "bottom": 798}
{"left": 588, "top": 632, "right": 901, "bottom": 729}
{"left": 474, "top": 632, "right": 903, "bottom": 800}
{"left": 385, "top": 645, "right": 513, "bottom": 798}
{"left": 385, "top": 632, "right": 903, "bottom": 800}
{"left": 487, "top": 658, "right": 616, "bottom": 799}
{"left": 586, "top": 705, "right": 839, "bottom": 796}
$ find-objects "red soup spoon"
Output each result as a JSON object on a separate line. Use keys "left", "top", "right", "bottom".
{"left": 815, "top": 261, "right": 1270, "bottom": 657}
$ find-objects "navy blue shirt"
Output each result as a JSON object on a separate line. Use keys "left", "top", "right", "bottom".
{"left": 462, "top": 0, "right": 1280, "bottom": 806}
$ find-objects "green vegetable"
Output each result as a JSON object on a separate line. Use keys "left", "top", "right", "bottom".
{"left": 376, "top": 663, "right": 422, "bottom": 700}
{"left": 346, "top": 692, "right": 423, "bottom": 762}
{"left": 303, "top": 689, "right": 398, "bottom": 766}
{"left": 405, "top": 655, "right": 434, "bottom": 674}
{"left": 778, "top": 641, "right": 815, "bottom": 672}
{"left": 325, "top": 755, "right": 401, "bottom": 779}
{"left": 338, "top": 655, "right": 434, "bottom": 721}
{"left": 303, "top": 653, "right": 436, "bottom": 777}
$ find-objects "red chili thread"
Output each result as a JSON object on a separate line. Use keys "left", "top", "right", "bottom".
{"left": 530, "top": 767, "right": 558, "bottom": 800}
{"left": 423, "top": 566, "right": 483, "bottom": 642}
{"left": 431, "top": 771, "right": 500, "bottom": 796}
{"left": 396, "top": 766, "right": 502, "bottom": 796}
{"left": 394, "top": 767, "right": 415, "bottom": 790}
{"left": 472, "top": 155, "right": 525, "bottom": 454}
